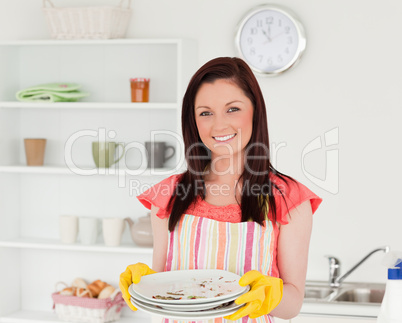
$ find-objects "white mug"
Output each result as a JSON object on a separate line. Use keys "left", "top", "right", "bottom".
{"left": 102, "top": 218, "right": 125, "bottom": 247}
{"left": 59, "top": 215, "right": 78, "bottom": 244}
{"left": 79, "top": 217, "right": 99, "bottom": 245}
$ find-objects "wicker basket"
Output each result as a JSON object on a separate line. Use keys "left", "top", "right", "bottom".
{"left": 43, "top": 0, "right": 132, "bottom": 39}
{"left": 52, "top": 291, "right": 126, "bottom": 323}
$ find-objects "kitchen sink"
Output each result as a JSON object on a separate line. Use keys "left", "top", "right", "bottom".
{"left": 304, "top": 283, "right": 337, "bottom": 300}
{"left": 304, "top": 281, "right": 385, "bottom": 305}
{"left": 304, "top": 286, "right": 334, "bottom": 299}
{"left": 332, "top": 288, "right": 385, "bottom": 304}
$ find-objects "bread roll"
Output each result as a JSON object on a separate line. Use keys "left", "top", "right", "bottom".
{"left": 72, "top": 278, "right": 87, "bottom": 289}
{"left": 75, "top": 287, "right": 92, "bottom": 298}
{"left": 60, "top": 287, "right": 75, "bottom": 296}
{"left": 87, "top": 280, "right": 108, "bottom": 298}
{"left": 98, "top": 285, "right": 116, "bottom": 299}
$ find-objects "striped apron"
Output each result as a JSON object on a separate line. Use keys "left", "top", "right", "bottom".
{"left": 159, "top": 213, "right": 279, "bottom": 323}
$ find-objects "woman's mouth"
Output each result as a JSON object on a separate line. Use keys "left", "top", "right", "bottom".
{"left": 213, "top": 133, "right": 236, "bottom": 142}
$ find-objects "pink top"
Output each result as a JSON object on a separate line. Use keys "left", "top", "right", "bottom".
{"left": 137, "top": 173, "right": 322, "bottom": 224}
{"left": 137, "top": 173, "right": 322, "bottom": 289}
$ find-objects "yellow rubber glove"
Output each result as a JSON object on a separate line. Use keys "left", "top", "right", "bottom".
{"left": 224, "top": 270, "right": 283, "bottom": 321}
{"left": 119, "top": 263, "right": 157, "bottom": 311}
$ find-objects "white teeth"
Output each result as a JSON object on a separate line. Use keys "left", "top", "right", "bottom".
{"left": 214, "top": 134, "right": 236, "bottom": 141}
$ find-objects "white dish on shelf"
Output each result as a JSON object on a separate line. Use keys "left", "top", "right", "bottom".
{"left": 131, "top": 297, "right": 242, "bottom": 320}
{"left": 129, "top": 269, "right": 247, "bottom": 305}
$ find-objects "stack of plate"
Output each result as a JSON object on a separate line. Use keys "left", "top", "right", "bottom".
{"left": 129, "top": 269, "right": 249, "bottom": 320}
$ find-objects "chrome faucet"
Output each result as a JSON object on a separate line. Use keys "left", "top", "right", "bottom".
{"left": 326, "top": 246, "right": 390, "bottom": 288}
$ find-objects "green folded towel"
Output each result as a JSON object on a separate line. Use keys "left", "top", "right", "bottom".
{"left": 16, "top": 83, "right": 90, "bottom": 102}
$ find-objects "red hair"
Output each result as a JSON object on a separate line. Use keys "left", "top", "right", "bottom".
{"left": 168, "top": 57, "right": 292, "bottom": 231}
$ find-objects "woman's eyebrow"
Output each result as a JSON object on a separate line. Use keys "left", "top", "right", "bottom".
{"left": 225, "top": 100, "right": 243, "bottom": 106}
{"left": 195, "top": 100, "right": 244, "bottom": 110}
{"left": 195, "top": 105, "right": 210, "bottom": 110}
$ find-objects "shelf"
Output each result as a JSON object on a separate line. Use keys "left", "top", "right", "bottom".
{"left": 0, "top": 310, "right": 151, "bottom": 323}
{"left": 0, "top": 101, "right": 177, "bottom": 109}
{"left": 0, "top": 37, "right": 197, "bottom": 318}
{"left": 0, "top": 237, "right": 153, "bottom": 254}
{"left": 0, "top": 165, "right": 182, "bottom": 176}
{"left": 0, "top": 38, "right": 186, "bottom": 46}
{"left": 0, "top": 311, "right": 61, "bottom": 323}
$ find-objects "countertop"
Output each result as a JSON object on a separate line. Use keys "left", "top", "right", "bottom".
{"left": 125, "top": 304, "right": 380, "bottom": 321}
{"left": 300, "top": 300, "right": 380, "bottom": 318}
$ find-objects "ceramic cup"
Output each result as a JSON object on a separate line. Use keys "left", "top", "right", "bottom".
{"left": 145, "top": 141, "right": 175, "bottom": 168}
{"left": 102, "top": 217, "right": 125, "bottom": 247}
{"left": 92, "top": 141, "right": 125, "bottom": 168}
{"left": 78, "top": 217, "right": 99, "bottom": 245}
{"left": 24, "top": 138, "right": 47, "bottom": 166}
{"left": 59, "top": 215, "right": 78, "bottom": 244}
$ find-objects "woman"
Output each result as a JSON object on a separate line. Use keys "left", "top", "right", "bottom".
{"left": 120, "top": 57, "right": 322, "bottom": 322}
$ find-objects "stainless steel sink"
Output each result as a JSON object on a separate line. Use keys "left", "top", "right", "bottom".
{"left": 304, "top": 286, "right": 334, "bottom": 299}
{"left": 304, "top": 281, "right": 385, "bottom": 305}
{"left": 304, "top": 282, "right": 337, "bottom": 300}
{"left": 333, "top": 287, "right": 385, "bottom": 304}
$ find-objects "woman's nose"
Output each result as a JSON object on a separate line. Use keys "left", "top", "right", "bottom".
{"left": 212, "top": 115, "right": 229, "bottom": 132}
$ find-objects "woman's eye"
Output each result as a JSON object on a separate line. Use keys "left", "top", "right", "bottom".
{"left": 228, "top": 107, "right": 239, "bottom": 113}
{"left": 199, "top": 111, "right": 212, "bottom": 116}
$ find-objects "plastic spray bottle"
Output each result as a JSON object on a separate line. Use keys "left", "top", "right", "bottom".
{"left": 377, "top": 252, "right": 402, "bottom": 323}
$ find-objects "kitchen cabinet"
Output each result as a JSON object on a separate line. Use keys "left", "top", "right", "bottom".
{"left": 0, "top": 39, "right": 196, "bottom": 322}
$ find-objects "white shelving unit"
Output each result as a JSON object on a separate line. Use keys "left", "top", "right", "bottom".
{"left": 0, "top": 102, "right": 178, "bottom": 109}
{"left": 0, "top": 165, "right": 178, "bottom": 175}
{"left": 0, "top": 38, "right": 197, "bottom": 322}
{"left": 0, "top": 310, "right": 152, "bottom": 323}
{"left": 0, "top": 237, "right": 153, "bottom": 254}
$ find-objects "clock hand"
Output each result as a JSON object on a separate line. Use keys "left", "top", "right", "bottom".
{"left": 271, "top": 32, "right": 285, "bottom": 40}
{"left": 261, "top": 30, "right": 272, "bottom": 42}
{"left": 263, "top": 32, "right": 285, "bottom": 45}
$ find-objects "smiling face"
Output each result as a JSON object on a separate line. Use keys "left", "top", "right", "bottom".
{"left": 194, "top": 79, "right": 254, "bottom": 160}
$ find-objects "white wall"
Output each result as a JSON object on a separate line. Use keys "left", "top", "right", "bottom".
{"left": 1, "top": 0, "right": 401, "bottom": 283}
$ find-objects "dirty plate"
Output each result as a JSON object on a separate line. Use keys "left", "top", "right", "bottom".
{"left": 129, "top": 269, "right": 247, "bottom": 304}
{"left": 130, "top": 284, "right": 249, "bottom": 311}
{"left": 131, "top": 297, "right": 243, "bottom": 320}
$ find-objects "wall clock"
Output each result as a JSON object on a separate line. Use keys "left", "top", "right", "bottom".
{"left": 235, "top": 4, "right": 306, "bottom": 76}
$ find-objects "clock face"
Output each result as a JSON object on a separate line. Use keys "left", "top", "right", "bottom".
{"left": 236, "top": 6, "right": 306, "bottom": 75}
